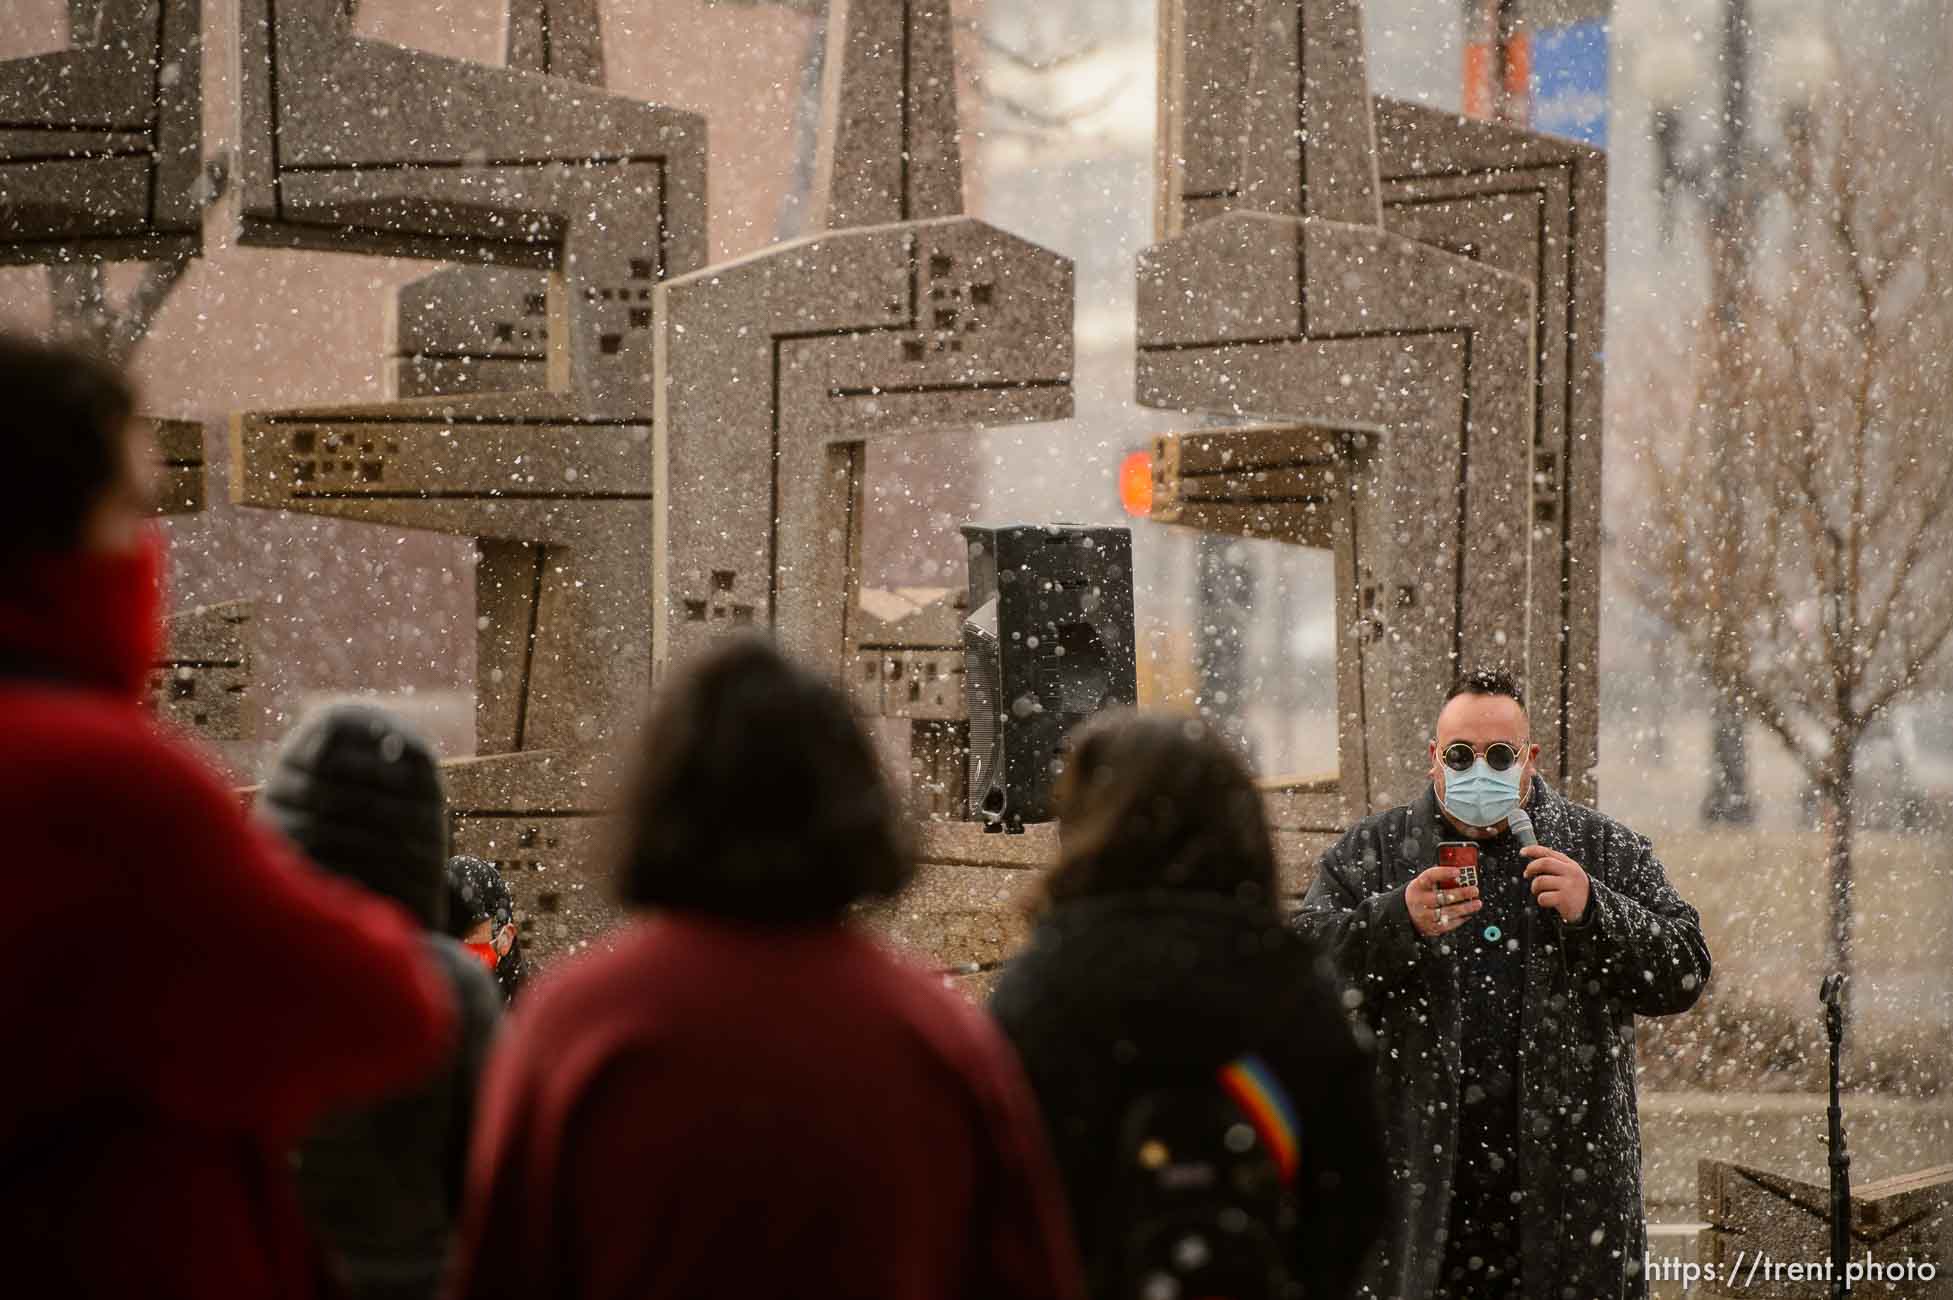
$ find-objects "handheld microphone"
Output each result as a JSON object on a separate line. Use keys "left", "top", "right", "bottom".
{"left": 1507, "top": 805, "right": 1560, "bottom": 933}
{"left": 1506, "top": 805, "right": 1537, "bottom": 848}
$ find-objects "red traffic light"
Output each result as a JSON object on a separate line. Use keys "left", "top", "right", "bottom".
{"left": 1119, "top": 449, "right": 1153, "bottom": 517}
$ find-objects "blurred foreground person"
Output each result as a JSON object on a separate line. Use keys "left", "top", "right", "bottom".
{"left": 444, "top": 854, "right": 527, "bottom": 1001}
{"left": 261, "top": 703, "right": 502, "bottom": 1300}
{"left": 448, "top": 637, "right": 1084, "bottom": 1300}
{"left": 991, "top": 712, "right": 1391, "bottom": 1300}
{"left": 0, "top": 336, "right": 454, "bottom": 1297}
{"left": 1296, "top": 669, "right": 1710, "bottom": 1299}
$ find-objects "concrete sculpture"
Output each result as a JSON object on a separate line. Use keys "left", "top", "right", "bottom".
{"left": 654, "top": 0, "right": 1074, "bottom": 684}
{"left": 389, "top": 0, "right": 607, "bottom": 400}
{"left": 1143, "top": 0, "right": 1605, "bottom": 820}
{"left": 230, "top": 0, "right": 707, "bottom": 955}
{"left": 233, "top": 0, "right": 704, "bottom": 412}
{"left": 0, "top": 0, "right": 204, "bottom": 262}
{"left": 652, "top": 0, "right": 1071, "bottom": 983}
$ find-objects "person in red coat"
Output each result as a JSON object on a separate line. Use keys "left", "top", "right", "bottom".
{"left": 0, "top": 335, "right": 457, "bottom": 1297}
{"left": 446, "top": 637, "right": 1085, "bottom": 1300}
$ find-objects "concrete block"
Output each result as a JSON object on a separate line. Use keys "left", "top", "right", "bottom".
{"left": 0, "top": 0, "right": 204, "bottom": 262}
{"left": 1699, "top": 1158, "right": 1950, "bottom": 1297}
{"left": 151, "top": 600, "right": 252, "bottom": 740}
{"left": 389, "top": 2, "right": 607, "bottom": 401}
{"left": 152, "top": 417, "right": 204, "bottom": 515}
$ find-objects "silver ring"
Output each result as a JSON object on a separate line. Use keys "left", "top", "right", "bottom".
{"left": 1437, "top": 890, "right": 1450, "bottom": 908}
{"left": 1436, "top": 905, "right": 1447, "bottom": 925}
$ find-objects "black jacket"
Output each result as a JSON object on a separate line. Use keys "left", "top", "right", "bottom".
{"left": 990, "top": 892, "right": 1391, "bottom": 1300}
{"left": 1293, "top": 780, "right": 1711, "bottom": 1300}
{"left": 262, "top": 703, "right": 502, "bottom": 1300}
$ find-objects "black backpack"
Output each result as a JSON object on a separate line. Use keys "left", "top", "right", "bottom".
{"left": 1103, "top": 1054, "right": 1303, "bottom": 1300}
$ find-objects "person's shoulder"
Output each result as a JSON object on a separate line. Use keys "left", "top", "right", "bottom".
{"left": 1322, "top": 798, "right": 1417, "bottom": 863}
{"left": 424, "top": 936, "right": 503, "bottom": 1032}
{"left": 3, "top": 685, "right": 153, "bottom": 759}
{"left": 1, "top": 688, "right": 239, "bottom": 809}
{"left": 492, "top": 918, "right": 708, "bottom": 1063}
{"left": 835, "top": 929, "right": 1023, "bottom": 1074}
{"left": 986, "top": 914, "right": 1065, "bottom": 1026}
{"left": 1543, "top": 786, "right": 1654, "bottom": 853}
{"left": 503, "top": 925, "right": 634, "bottom": 1017}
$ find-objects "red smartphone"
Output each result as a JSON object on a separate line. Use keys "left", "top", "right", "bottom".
{"left": 1437, "top": 841, "right": 1480, "bottom": 889}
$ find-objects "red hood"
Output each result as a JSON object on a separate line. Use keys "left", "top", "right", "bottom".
{"left": 0, "top": 530, "right": 165, "bottom": 700}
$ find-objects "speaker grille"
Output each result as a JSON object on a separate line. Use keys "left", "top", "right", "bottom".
{"left": 959, "top": 525, "right": 1135, "bottom": 825}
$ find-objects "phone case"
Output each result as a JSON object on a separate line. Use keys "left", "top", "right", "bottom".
{"left": 1438, "top": 841, "right": 1479, "bottom": 889}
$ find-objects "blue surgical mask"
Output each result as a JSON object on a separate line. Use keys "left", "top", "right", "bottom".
{"left": 1439, "top": 757, "right": 1524, "bottom": 828}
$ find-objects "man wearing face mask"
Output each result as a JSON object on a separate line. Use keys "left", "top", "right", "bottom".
{"left": 1294, "top": 668, "right": 1710, "bottom": 1300}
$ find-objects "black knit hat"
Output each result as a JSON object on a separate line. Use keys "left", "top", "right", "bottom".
{"left": 443, "top": 855, "right": 515, "bottom": 937}
{"left": 261, "top": 701, "right": 449, "bottom": 929}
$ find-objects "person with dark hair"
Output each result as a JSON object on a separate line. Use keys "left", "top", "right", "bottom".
{"left": 989, "top": 711, "right": 1391, "bottom": 1300}
{"left": 260, "top": 703, "right": 502, "bottom": 1300}
{"left": 0, "top": 334, "right": 143, "bottom": 560}
{"left": 444, "top": 855, "right": 527, "bottom": 1001}
{"left": 1296, "top": 667, "right": 1711, "bottom": 1300}
{"left": 0, "top": 332, "right": 455, "bottom": 1298}
{"left": 446, "top": 636, "right": 1084, "bottom": 1300}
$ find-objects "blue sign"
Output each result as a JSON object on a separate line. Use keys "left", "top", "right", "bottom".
{"left": 1531, "top": 19, "right": 1610, "bottom": 150}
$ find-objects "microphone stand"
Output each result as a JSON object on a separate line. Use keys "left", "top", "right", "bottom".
{"left": 1820, "top": 974, "right": 1852, "bottom": 1298}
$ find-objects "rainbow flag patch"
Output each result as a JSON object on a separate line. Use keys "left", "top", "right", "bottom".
{"left": 1217, "top": 1053, "right": 1302, "bottom": 1184}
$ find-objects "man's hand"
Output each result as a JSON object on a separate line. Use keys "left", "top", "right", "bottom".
{"left": 1407, "top": 865, "right": 1482, "bottom": 938}
{"left": 1522, "top": 845, "right": 1592, "bottom": 923}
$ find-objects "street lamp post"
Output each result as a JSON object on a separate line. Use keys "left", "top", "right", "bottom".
{"left": 1639, "top": 0, "right": 1757, "bottom": 825}
{"left": 1701, "top": 0, "right": 1758, "bottom": 826}
{"left": 1637, "top": 0, "right": 1834, "bottom": 825}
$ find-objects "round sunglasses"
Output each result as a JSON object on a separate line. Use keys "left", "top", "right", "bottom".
{"left": 1439, "top": 740, "right": 1527, "bottom": 773}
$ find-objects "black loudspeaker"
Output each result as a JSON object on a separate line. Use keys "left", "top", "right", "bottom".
{"left": 961, "top": 524, "right": 1137, "bottom": 829}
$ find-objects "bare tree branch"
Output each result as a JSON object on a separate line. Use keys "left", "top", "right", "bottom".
{"left": 973, "top": 26, "right": 1105, "bottom": 75}
{"left": 980, "top": 81, "right": 1125, "bottom": 132}
{"left": 106, "top": 256, "right": 195, "bottom": 365}
{"left": 1621, "top": 88, "right": 1953, "bottom": 1007}
{"left": 40, "top": 153, "right": 228, "bottom": 363}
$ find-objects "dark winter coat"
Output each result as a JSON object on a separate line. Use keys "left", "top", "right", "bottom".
{"left": 990, "top": 891, "right": 1393, "bottom": 1300}
{"left": 446, "top": 914, "right": 1086, "bottom": 1300}
{"left": 1294, "top": 779, "right": 1711, "bottom": 1300}
{"left": 0, "top": 544, "right": 456, "bottom": 1299}
{"left": 262, "top": 703, "right": 502, "bottom": 1300}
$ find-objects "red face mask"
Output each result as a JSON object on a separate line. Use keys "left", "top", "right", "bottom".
{"left": 464, "top": 942, "right": 501, "bottom": 974}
